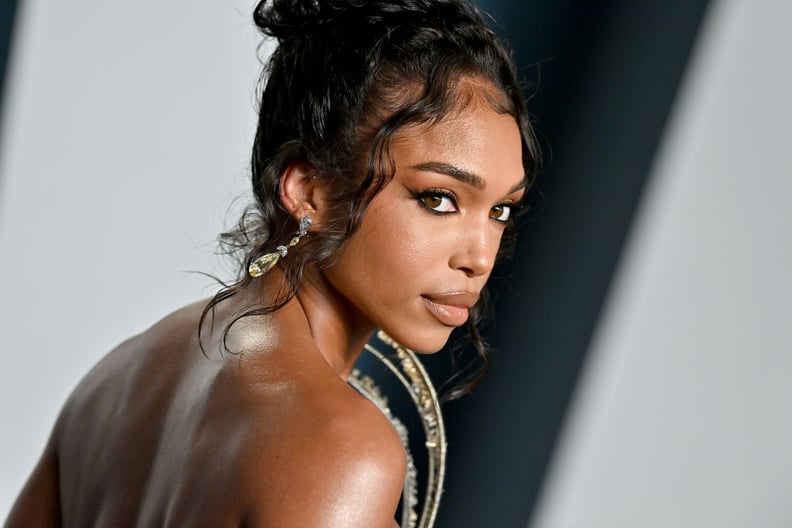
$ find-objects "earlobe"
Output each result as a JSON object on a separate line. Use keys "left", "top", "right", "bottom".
{"left": 279, "top": 161, "right": 327, "bottom": 222}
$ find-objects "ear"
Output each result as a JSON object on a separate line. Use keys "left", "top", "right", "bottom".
{"left": 279, "top": 161, "right": 329, "bottom": 225}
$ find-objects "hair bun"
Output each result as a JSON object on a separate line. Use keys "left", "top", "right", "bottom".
{"left": 254, "top": 0, "right": 368, "bottom": 40}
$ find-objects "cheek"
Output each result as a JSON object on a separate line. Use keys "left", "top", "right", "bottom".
{"left": 337, "top": 202, "right": 445, "bottom": 305}
{"left": 367, "top": 205, "right": 439, "bottom": 274}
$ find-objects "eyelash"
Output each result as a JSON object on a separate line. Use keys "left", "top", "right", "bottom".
{"left": 410, "top": 188, "right": 515, "bottom": 224}
{"left": 413, "top": 188, "right": 458, "bottom": 214}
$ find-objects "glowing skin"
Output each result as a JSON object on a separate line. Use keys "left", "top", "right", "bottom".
{"left": 323, "top": 100, "right": 526, "bottom": 354}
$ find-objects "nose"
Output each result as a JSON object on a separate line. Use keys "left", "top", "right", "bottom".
{"left": 449, "top": 217, "right": 499, "bottom": 278}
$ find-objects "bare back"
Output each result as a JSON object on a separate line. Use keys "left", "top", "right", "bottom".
{"left": 6, "top": 299, "right": 406, "bottom": 527}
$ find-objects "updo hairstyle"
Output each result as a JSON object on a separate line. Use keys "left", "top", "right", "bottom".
{"left": 203, "top": 0, "right": 540, "bottom": 399}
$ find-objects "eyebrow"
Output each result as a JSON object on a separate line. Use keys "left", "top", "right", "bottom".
{"left": 410, "top": 161, "right": 486, "bottom": 190}
{"left": 410, "top": 161, "right": 527, "bottom": 194}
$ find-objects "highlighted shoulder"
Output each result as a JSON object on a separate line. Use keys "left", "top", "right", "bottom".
{"left": 240, "top": 392, "right": 407, "bottom": 527}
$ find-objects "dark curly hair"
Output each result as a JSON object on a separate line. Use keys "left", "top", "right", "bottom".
{"left": 200, "top": 0, "right": 540, "bottom": 400}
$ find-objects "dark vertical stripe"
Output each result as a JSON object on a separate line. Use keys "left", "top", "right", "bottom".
{"left": 423, "top": 1, "right": 711, "bottom": 526}
{"left": 0, "top": 0, "right": 20, "bottom": 171}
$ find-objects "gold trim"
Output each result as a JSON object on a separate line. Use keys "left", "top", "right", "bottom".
{"left": 350, "top": 331, "right": 447, "bottom": 528}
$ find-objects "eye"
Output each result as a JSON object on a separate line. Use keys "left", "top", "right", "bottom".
{"left": 414, "top": 190, "right": 458, "bottom": 214}
{"left": 490, "top": 204, "right": 512, "bottom": 222}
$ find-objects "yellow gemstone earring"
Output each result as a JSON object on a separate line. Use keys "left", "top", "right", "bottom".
{"left": 248, "top": 216, "right": 312, "bottom": 278}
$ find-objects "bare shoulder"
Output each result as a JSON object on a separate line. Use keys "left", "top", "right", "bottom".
{"left": 236, "top": 372, "right": 407, "bottom": 528}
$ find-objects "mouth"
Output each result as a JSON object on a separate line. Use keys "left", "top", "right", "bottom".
{"left": 421, "top": 292, "right": 479, "bottom": 327}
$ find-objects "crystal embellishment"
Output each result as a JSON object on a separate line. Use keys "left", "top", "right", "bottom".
{"left": 248, "top": 216, "right": 312, "bottom": 278}
{"left": 248, "top": 252, "right": 280, "bottom": 277}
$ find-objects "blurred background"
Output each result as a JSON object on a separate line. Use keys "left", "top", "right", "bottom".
{"left": 1, "top": 1, "right": 790, "bottom": 526}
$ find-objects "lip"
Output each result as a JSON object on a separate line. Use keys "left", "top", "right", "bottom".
{"left": 421, "top": 292, "right": 479, "bottom": 327}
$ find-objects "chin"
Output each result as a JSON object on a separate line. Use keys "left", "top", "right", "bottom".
{"left": 378, "top": 324, "right": 454, "bottom": 355}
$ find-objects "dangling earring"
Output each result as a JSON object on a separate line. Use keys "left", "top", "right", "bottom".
{"left": 248, "top": 216, "right": 312, "bottom": 278}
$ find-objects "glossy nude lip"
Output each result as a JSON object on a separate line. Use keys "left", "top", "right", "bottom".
{"left": 421, "top": 292, "right": 479, "bottom": 327}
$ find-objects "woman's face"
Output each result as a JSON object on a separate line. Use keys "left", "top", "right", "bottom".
{"left": 323, "top": 96, "right": 526, "bottom": 353}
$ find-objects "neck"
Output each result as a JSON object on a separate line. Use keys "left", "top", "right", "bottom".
{"left": 215, "top": 268, "right": 373, "bottom": 378}
{"left": 231, "top": 266, "right": 373, "bottom": 378}
{"left": 293, "top": 267, "right": 374, "bottom": 378}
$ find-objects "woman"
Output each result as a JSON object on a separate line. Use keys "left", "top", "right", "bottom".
{"left": 6, "top": 0, "right": 538, "bottom": 526}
